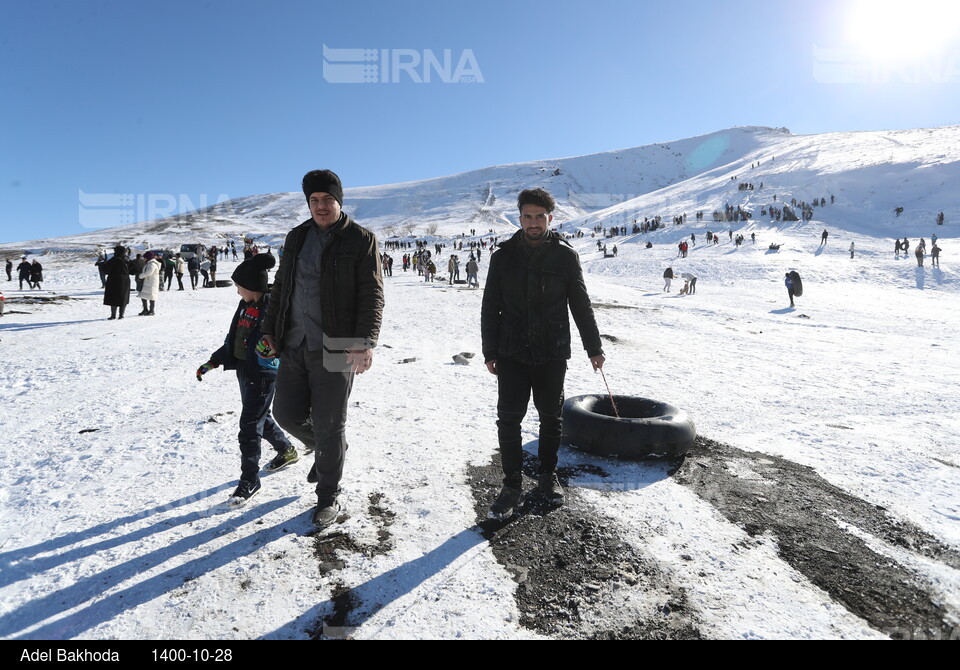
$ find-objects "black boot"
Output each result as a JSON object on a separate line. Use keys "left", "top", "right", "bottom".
{"left": 537, "top": 472, "right": 565, "bottom": 503}
{"left": 488, "top": 479, "right": 523, "bottom": 520}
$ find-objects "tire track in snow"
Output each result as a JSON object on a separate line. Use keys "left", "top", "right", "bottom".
{"left": 674, "top": 436, "right": 960, "bottom": 639}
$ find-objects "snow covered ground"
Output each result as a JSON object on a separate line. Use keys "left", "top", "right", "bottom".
{"left": 1, "top": 125, "right": 958, "bottom": 639}
{"left": 0, "top": 218, "right": 957, "bottom": 640}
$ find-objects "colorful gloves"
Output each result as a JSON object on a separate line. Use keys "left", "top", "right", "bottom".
{"left": 256, "top": 337, "right": 277, "bottom": 359}
{"left": 196, "top": 360, "right": 220, "bottom": 381}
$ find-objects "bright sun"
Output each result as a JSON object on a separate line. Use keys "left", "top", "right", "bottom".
{"left": 847, "top": 0, "right": 960, "bottom": 62}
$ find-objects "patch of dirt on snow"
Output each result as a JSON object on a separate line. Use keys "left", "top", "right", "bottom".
{"left": 309, "top": 492, "right": 397, "bottom": 640}
{"left": 468, "top": 453, "right": 702, "bottom": 639}
{"left": 675, "top": 436, "right": 960, "bottom": 639}
{"left": 5, "top": 295, "right": 77, "bottom": 305}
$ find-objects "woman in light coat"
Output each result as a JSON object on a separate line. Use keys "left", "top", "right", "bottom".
{"left": 138, "top": 251, "right": 161, "bottom": 315}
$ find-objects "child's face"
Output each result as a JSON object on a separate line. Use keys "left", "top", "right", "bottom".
{"left": 236, "top": 285, "right": 262, "bottom": 302}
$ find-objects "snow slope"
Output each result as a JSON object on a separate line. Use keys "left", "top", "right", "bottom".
{"left": 4, "top": 125, "right": 957, "bottom": 253}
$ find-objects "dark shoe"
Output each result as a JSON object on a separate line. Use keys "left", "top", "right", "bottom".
{"left": 488, "top": 484, "right": 523, "bottom": 520}
{"left": 147, "top": 311, "right": 155, "bottom": 316}
{"left": 537, "top": 472, "right": 565, "bottom": 504}
{"left": 313, "top": 501, "right": 342, "bottom": 530}
{"left": 227, "top": 479, "right": 261, "bottom": 507}
{"left": 265, "top": 447, "right": 299, "bottom": 472}
{"left": 107, "top": 316, "right": 116, "bottom": 320}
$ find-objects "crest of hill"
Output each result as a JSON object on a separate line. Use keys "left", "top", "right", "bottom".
{"left": 3, "top": 125, "right": 957, "bottom": 253}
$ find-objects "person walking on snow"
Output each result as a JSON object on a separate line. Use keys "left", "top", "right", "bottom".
{"left": 174, "top": 254, "right": 186, "bottom": 290}
{"left": 260, "top": 170, "right": 384, "bottom": 531}
{"left": 663, "top": 267, "right": 675, "bottom": 292}
{"left": 466, "top": 258, "right": 479, "bottom": 287}
{"left": 197, "top": 253, "right": 297, "bottom": 506}
{"left": 481, "top": 188, "right": 604, "bottom": 520}
{"left": 102, "top": 245, "right": 131, "bottom": 320}
{"left": 138, "top": 251, "right": 161, "bottom": 315}
{"left": 17, "top": 257, "right": 31, "bottom": 290}
{"left": 785, "top": 272, "right": 796, "bottom": 308}
{"left": 29, "top": 259, "right": 43, "bottom": 290}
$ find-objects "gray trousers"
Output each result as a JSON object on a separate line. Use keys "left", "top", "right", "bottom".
{"left": 272, "top": 343, "right": 355, "bottom": 504}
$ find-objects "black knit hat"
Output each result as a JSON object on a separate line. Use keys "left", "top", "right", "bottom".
{"left": 232, "top": 253, "right": 276, "bottom": 292}
{"left": 302, "top": 169, "right": 343, "bottom": 206}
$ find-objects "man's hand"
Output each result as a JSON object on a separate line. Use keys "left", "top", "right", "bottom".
{"left": 590, "top": 355, "right": 605, "bottom": 371}
{"left": 258, "top": 334, "right": 277, "bottom": 358}
{"left": 347, "top": 348, "right": 373, "bottom": 374}
{"left": 485, "top": 359, "right": 498, "bottom": 376}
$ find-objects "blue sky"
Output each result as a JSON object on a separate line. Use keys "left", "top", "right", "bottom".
{"left": 2, "top": 0, "right": 959, "bottom": 241}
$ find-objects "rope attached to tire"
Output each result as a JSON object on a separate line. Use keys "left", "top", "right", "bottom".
{"left": 599, "top": 368, "right": 621, "bottom": 418}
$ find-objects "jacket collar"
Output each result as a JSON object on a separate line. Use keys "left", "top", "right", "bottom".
{"left": 300, "top": 212, "right": 350, "bottom": 237}
{"left": 503, "top": 228, "right": 558, "bottom": 250}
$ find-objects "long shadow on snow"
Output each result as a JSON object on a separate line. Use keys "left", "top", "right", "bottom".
{"left": 675, "top": 436, "right": 960, "bottom": 639}
{"left": 0, "top": 484, "right": 241, "bottom": 590}
{"left": 0, "top": 482, "right": 233, "bottom": 571}
{"left": 266, "top": 528, "right": 488, "bottom": 639}
{"left": 0, "top": 319, "right": 105, "bottom": 332}
{"left": 2, "top": 497, "right": 297, "bottom": 639}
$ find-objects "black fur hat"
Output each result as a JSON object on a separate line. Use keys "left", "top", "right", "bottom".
{"left": 302, "top": 169, "right": 343, "bottom": 206}
{"left": 231, "top": 252, "right": 276, "bottom": 292}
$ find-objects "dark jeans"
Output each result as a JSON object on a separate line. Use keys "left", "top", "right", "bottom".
{"left": 272, "top": 343, "right": 355, "bottom": 503}
{"left": 496, "top": 357, "right": 567, "bottom": 484}
{"left": 189, "top": 270, "right": 199, "bottom": 289}
{"left": 237, "top": 368, "right": 292, "bottom": 484}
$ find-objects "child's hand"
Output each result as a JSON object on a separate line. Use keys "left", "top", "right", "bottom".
{"left": 256, "top": 337, "right": 277, "bottom": 359}
{"left": 196, "top": 361, "right": 219, "bottom": 381}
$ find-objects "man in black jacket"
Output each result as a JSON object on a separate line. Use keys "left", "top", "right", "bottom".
{"left": 261, "top": 169, "right": 384, "bottom": 530}
{"left": 17, "top": 257, "right": 31, "bottom": 290}
{"left": 481, "top": 188, "right": 604, "bottom": 520}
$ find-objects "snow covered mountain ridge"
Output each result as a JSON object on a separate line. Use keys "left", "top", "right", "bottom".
{"left": 3, "top": 124, "right": 958, "bottom": 253}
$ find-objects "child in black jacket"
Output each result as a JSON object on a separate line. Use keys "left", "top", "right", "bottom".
{"left": 197, "top": 253, "right": 297, "bottom": 506}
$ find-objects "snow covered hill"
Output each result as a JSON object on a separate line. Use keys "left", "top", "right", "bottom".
{"left": 3, "top": 125, "right": 958, "bottom": 255}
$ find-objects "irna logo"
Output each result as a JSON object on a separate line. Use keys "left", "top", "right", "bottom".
{"left": 322, "top": 45, "right": 484, "bottom": 84}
